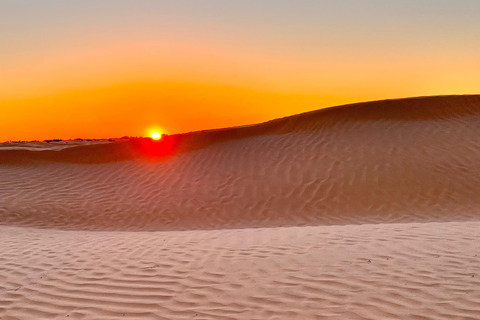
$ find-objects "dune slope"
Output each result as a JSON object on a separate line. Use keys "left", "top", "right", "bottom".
{"left": 1, "top": 95, "right": 480, "bottom": 319}
{"left": 1, "top": 95, "right": 480, "bottom": 230}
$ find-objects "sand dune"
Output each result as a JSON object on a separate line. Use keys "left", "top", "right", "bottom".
{"left": 1, "top": 95, "right": 480, "bottom": 319}
{"left": 1, "top": 95, "right": 480, "bottom": 230}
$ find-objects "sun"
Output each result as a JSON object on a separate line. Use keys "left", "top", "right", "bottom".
{"left": 145, "top": 126, "right": 167, "bottom": 140}
{"left": 151, "top": 132, "right": 161, "bottom": 140}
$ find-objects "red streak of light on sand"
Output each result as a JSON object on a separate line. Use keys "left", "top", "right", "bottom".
{"left": 134, "top": 136, "right": 178, "bottom": 159}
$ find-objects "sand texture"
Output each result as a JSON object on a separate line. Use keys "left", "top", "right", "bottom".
{"left": 1, "top": 95, "right": 480, "bottom": 319}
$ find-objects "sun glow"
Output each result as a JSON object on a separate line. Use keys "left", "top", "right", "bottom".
{"left": 145, "top": 126, "right": 167, "bottom": 141}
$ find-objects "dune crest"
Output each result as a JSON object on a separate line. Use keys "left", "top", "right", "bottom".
{"left": 1, "top": 95, "right": 479, "bottom": 164}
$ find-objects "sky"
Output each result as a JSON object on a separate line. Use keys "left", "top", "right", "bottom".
{"left": 1, "top": 0, "right": 479, "bottom": 141}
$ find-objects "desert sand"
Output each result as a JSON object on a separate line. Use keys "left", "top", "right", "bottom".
{"left": 1, "top": 95, "right": 480, "bottom": 319}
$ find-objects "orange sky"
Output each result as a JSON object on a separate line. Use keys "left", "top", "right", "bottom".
{"left": 1, "top": 1, "right": 479, "bottom": 142}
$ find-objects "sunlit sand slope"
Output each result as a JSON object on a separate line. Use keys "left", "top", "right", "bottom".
{"left": 1, "top": 222, "right": 480, "bottom": 320}
{"left": 1, "top": 95, "right": 480, "bottom": 230}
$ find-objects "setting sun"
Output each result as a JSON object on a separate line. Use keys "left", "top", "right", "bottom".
{"left": 145, "top": 126, "right": 167, "bottom": 140}
{"left": 151, "top": 132, "right": 161, "bottom": 140}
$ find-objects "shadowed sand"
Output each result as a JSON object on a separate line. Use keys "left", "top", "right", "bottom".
{"left": 1, "top": 95, "right": 480, "bottom": 319}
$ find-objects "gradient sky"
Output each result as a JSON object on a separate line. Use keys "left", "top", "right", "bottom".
{"left": 1, "top": 0, "right": 479, "bottom": 141}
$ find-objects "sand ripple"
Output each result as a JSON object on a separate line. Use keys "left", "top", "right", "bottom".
{"left": 1, "top": 222, "right": 480, "bottom": 319}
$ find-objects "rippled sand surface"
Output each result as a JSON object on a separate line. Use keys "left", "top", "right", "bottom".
{"left": 1, "top": 95, "right": 480, "bottom": 319}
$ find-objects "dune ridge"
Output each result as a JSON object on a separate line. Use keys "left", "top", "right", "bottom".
{"left": 1, "top": 95, "right": 479, "bottom": 165}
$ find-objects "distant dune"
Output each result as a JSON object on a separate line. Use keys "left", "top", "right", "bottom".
{"left": 1, "top": 95, "right": 480, "bottom": 319}
{"left": 2, "top": 95, "right": 480, "bottom": 165}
